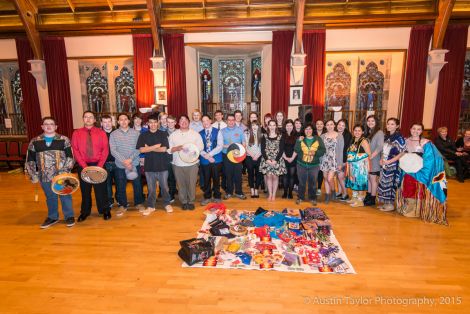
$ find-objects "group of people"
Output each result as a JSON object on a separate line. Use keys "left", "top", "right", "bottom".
{"left": 26, "top": 109, "right": 459, "bottom": 229}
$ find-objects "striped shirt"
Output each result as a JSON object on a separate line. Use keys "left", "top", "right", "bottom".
{"left": 109, "top": 127, "right": 141, "bottom": 169}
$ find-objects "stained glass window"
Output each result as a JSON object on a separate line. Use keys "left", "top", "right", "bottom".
{"left": 115, "top": 66, "right": 136, "bottom": 113}
{"left": 200, "top": 58, "right": 213, "bottom": 114}
{"left": 219, "top": 59, "right": 245, "bottom": 108}
{"left": 357, "top": 61, "right": 384, "bottom": 111}
{"left": 86, "top": 67, "right": 109, "bottom": 112}
{"left": 11, "top": 70, "right": 23, "bottom": 115}
{"left": 0, "top": 77, "right": 6, "bottom": 115}
{"left": 325, "top": 63, "right": 351, "bottom": 110}
{"left": 459, "top": 53, "right": 470, "bottom": 133}
{"left": 251, "top": 57, "right": 261, "bottom": 102}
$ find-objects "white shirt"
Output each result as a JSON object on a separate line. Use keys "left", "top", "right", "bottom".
{"left": 212, "top": 120, "right": 227, "bottom": 130}
{"left": 168, "top": 129, "right": 204, "bottom": 167}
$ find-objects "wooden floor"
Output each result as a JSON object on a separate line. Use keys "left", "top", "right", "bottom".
{"left": 0, "top": 172, "right": 469, "bottom": 314}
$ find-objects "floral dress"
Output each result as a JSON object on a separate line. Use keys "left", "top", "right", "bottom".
{"left": 320, "top": 136, "right": 338, "bottom": 172}
{"left": 259, "top": 134, "right": 287, "bottom": 176}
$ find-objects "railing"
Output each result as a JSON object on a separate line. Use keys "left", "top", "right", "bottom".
{"left": 0, "top": 113, "right": 26, "bottom": 136}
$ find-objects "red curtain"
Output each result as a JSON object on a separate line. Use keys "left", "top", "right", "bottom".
{"left": 271, "top": 30, "right": 294, "bottom": 115}
{"left": 41, "top": 36, "right": 74, "bottom": 139}
{"left": 302, "top": 29, "right": 326, "bottom": 121}
{"left": 15, "top": 38, "right": 43, "bottom": 140}
{"left": 400, "top": 25, "right": 433, "bottom": 136}
{"left": 432, "top": 25, "right": 469, "bottom": 140}
{"left": 162, "top": 33, "right": 187, "bottom": 118}
{"left": 132, "top": 34, "right": 155, "bottom": 109}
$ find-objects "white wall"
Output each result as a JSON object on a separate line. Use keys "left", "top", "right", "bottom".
{"left": 0, "top": 39, "right": 17, "bottom": 59}
{"left": 184, "top": 31, "right": 272, "bottom": 44}
{"left": 65, "top": 35, "right": 133, "bottom": 57}
{"left": 185, "top": 46, "right": 199, "bottom": 115}
{"left": 326, "top": 27, "right": 411, "bottom": 51}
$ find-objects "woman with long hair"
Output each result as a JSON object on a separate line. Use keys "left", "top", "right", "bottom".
{"left": 275, "top": 111, "right": 285, "bottom": 132}
{"left": 245, "top": 120, "right": 263, "bottom": 198}
{"left": 260, "top": 120, "right": 287, "bottom": 201}
{"left": 346, "top": 125, "right": 371, "bottom": 207}
{"left": 294, "top": 118, "right": 304, "bottom": 137}
{"left": 336, "top": 119, "right": 353, "bottom": 201}
{"left": 262, "top": 113, "right": 272, "bottom": 134}
{"left": 320, "top": 119, "right": 344, "bottom": 203}
{"left": 396, "top": 123, "right": 448, "bottom": 224}
{"left": 377, "top": 117, "right": 406, "bottom": 212}
{"left": 315, "top": 119, "right": 326, "bottom": 196}
{"left": 281, "top": 119, "right": 298, "bottom": 199}
{"left": 364, "top": 115, "right": 384, "bottom": 206}
{"left": 294, "top": 123, "right": 326, "bottom": 205}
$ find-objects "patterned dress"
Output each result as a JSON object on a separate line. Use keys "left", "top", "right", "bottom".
{"left": 260, "top": 134, "right": 287, "bottom": 176}
{"left": 345, "top": 137, "right": 369, "bottom": 191}
{"left": 378, "top": 132, "right": 406, "bottom": 203}
{"left": 320, "top": 136, "right": 338, "bottom": 172}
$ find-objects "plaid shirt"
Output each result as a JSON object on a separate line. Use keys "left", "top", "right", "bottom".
{"left": 25, "top": 134, "right": 74, "bottom": 182}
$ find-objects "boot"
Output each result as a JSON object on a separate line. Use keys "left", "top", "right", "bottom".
{"left": 363, "top": 192, "right": 371, "bottom": 204}
{"left": 364, "top": 194, "right": 376, "bottom": 206}
{"left": 402, "top": 199, "right": 419, "bottom": 218}
{"left": 287, "top": 188, "right": 293, "bottom": 199}
{"left": 282, "top": 189, "right": 288, "bottom": 199}
{"left": 324, "top": 193, "right": 330, "bottom": 204}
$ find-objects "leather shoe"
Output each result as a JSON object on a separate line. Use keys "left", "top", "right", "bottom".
{"left": 77, "top": 214, "right": 88, "bottom": 222}
{"left": 103, "top": 211, "right": 112, "bottom": 220}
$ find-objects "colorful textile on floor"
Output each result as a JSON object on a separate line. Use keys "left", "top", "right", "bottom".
{"left": 181, "top": 206, "right": 356, "bottom": 274}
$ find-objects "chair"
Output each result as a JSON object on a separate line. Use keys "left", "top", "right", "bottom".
{"left": 6, "top": 142, "right": 23, "bottom": 168}
{"left": 20, "top": 142, "right": 28, "bottom": 158}
{"left": 0, "top": 141, "right": 7, "bottom": 160}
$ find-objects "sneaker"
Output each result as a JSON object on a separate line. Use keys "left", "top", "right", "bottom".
{"left": 296, "top": 199, "right": 303, "bottom": 205}
{"left": 310, "top": 199, "right": 317, "bottom": 206}
{"left": 213, "top": 198, "right": 222, "bottom": 203}
{"left": 135, "top": 204, "right": 146, "bottom": 212}
{"left": 187, "top": 203, "right": 195, "bottom": 210}
{"left": 65, "top": 217, "right": 75, "bottom": 227}
{"left": 142, "top": 207, "right": 156, "bottom": 216}
{"left": 40, "top": 217, "right": 58, "bottom": 229}
{"left": 224, "top": 194, "right": 232, "bottom": 200}
{"left": 350, "top": 200, "right": 364, "bottom": 207}
{"left": 170, "top": 198, "right": 175, "bottom": 204}
{"left": 346, "top": 197, "right": 356, "bottom": 204}
{"left": 235, "top": 194, "right": 247, "bottom": 200}
{"left": 335, "top": 193, "right": 342, "bottom": 199}
{"left": 164, "top": 205, "right": 174, "bottom": 213}
{"left": 339, "top": 195, "right": 350, "bottom": 202}
{"left": 116, "top": 206, "right": 127, "bottom": 217}
{"left": 316, "top": 189, "right": 321, "bottom": 196}
{"left": 200, "top": 198, "right": 211, "bottom": 206}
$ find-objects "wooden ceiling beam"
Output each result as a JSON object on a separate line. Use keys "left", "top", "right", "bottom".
{"left": 12, "top": 0, "right": 42, "bottom": 59}
{"left": 146, "top": 0, "right": 161, "bottom": 55}
{"left": 65, "top": 0, "right": 76, "bottom": 13}
{"left": 432, "top": 0, "right": 456, "bottom": 49}
{"left": 294, "top": 0, "right": 305, "bottom": 54}
{"left": 106, "top": 0, "right": 114, "bottom": 11}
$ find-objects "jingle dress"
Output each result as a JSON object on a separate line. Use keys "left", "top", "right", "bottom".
{"left": 377, "top": 132, "right": 406, "bottom": 203}
{"left": 396, "top": 138, "right": 448, "bottom": 225}
{"left": 345, "top": 137, "right": 369, "bottom": 191}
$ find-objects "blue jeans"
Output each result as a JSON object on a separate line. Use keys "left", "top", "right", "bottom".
{"left": 297, "top": 164, "right": 319, "bottom": 201}
{"left": 105, "top": 161, "right": 118, "bottom": 207}
{"left": 115, "top": 165, "right": 144, "bottom": 207}
{"left": 40, "top": 181, "right": 74, "bottom": 220}
{"left": 146, "top": 171, "right": 171, "bottom": 208}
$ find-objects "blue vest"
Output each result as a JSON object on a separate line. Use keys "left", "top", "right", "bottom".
{"left": 199, "top": 127, "right": 222, "bottom": 165}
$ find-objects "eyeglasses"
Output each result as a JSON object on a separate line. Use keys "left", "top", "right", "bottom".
{"left": 43, "top": 123, "right": 55, "bottom": 126}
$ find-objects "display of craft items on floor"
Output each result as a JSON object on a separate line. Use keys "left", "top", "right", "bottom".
{"left": 178, "top": 203, "right": 356, "bottom": 274}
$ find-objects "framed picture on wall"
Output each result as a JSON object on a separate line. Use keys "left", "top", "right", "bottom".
{"left": 155, "top": 87, "right": 167, "bottom": 106}
{"left": 289, "top": 85, "right": 303, "bottom": 106}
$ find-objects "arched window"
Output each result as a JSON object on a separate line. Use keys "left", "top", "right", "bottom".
{"left": 115, "top": 66, "right": 135, "bottom": 113}
{"left": 325, "top": 63, "right": 351, "bottom": 110}
{"left": 357, "top": 61, "right": 384, "bottom": 111}
{"left": 86, "top": 67, "right": 109, "bottom": 113}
